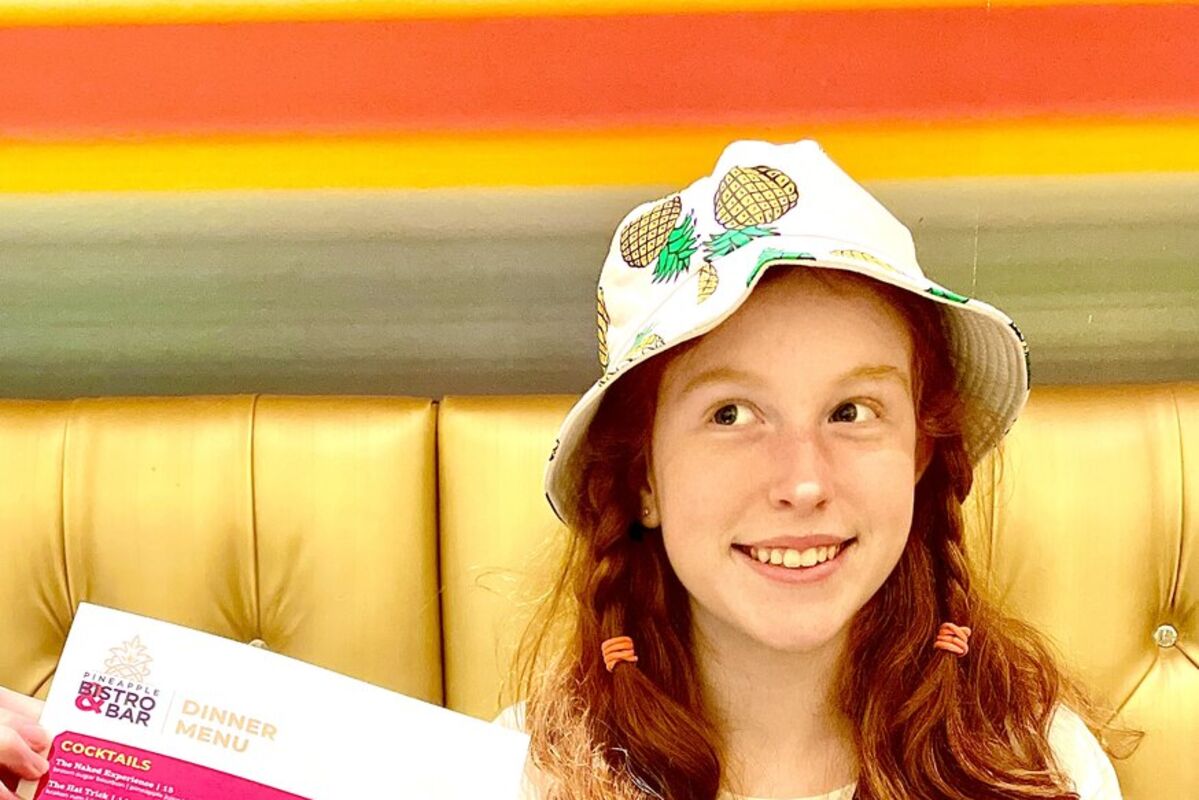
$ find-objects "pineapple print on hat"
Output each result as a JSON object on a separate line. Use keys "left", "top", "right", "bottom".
{"left": 703, "top": 165, "right": 799, "bottom": 261}
{"left": 697, "top": 262, "right": 719, "bottom": 303}
{"left": 597, "top": 286, "right": 611, "bottom": 370}
{"left": 830, "top": 249, "right": 901, "bottom": 274}
{"left": 619, "top": 195, "right": 699, "bottom": 284}
{"left": 928, "top": 286, "right": 970, "bottom": 304}
{"left": 623, "top": 326, "right": 666, "bottom": 364}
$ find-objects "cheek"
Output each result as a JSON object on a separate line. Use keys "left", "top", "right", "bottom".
{"left": 842, "top": 449, "right": 918, "bottom": 533}
{"left": 655, "top": 443, "right": 755, "bottom": 527}
{"left": 654, "top": 447, "right": 756, "bottom": 574}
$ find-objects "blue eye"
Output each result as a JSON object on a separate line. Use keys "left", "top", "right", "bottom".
{"left": 831, "top": 401, "right": 880, "bottom": 423}
{"left": 712, "top": 402, "right": 753, "bottom": 426}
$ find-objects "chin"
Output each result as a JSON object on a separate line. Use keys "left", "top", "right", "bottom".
{"left": 740, "top": 620, "right": 845, "bottom": 654}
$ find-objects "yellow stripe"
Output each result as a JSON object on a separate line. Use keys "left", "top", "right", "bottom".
{"left": 0, "top": 0, "right": 1184, "bottom": 26}
{"left": 2, "top": 120, "right": 1196, "bottom": 193}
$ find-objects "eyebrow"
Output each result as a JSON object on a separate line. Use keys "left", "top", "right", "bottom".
{"left": 678, "top": 364, "right": 910, "bottom": 396}
{"left": 843, "top": 364, "right": 911, "bottom": 393}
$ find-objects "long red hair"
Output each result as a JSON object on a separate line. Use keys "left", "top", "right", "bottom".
{"left": 511, "top": 268, "right": 1141, "bottom": 799}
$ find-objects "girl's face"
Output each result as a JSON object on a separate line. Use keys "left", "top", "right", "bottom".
{"left": 644, "top": 269, "right": 929, "bottom": 654}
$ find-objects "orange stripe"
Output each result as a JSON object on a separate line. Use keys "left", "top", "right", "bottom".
{"left": 1, "top": 5, "right": 1196, "bottom": 138}
{"left": 3, "top": 120, "right": 1196, "bottom": 192}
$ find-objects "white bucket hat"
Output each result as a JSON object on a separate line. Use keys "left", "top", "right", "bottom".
{"left": 544, "top": 138, "right": 1030, "bottom": 529}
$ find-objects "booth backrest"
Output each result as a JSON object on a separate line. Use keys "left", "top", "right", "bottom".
{"left": 1, "top": 384, "right": 1196, "bottom": 798}
{"left": 0, "top": 395, "right": 442, "bottom": 704}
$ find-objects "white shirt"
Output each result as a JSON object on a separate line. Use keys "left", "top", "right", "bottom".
{"left": 492, "top": 701, "right": 1122, "bottom": 799}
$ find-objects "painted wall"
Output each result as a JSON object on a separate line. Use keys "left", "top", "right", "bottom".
{"left": 0, "top": 1, "right": 1195, "bottom": 397}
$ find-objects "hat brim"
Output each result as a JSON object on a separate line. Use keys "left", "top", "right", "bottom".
{"left": 544, "top": 234, "right": 1030, "bottom": 529}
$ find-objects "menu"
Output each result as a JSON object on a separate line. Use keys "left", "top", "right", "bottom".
{"left": 19, "top": 603, "right": 530, "bottom": 799}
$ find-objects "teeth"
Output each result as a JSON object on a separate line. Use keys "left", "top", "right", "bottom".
{"left": 748, "top": 543, "right": 842, "bottom": 569}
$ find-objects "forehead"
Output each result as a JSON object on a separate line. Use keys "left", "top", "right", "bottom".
{"left": 667, "top": 268, "right": 914, "bottom": 375}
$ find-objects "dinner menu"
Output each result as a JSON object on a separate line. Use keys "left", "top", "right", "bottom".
{"left": 19, "top": 603, "right": 529, "bottom": 799}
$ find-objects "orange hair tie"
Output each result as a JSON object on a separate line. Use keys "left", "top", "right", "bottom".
{"left": 934, "top": 622, "right": 972, "bottom": 657}
{"left": 601, "top": 636, "right": 639, "bottom": 672}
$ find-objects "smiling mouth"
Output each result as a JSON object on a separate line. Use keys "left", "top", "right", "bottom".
{"left": 733, "top": 538, "right": 857, "bottom": 570}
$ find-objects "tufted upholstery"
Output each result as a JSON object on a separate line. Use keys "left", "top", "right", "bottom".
{"left": 1, "top": 384, "right": 1195, "bottom": 798}
{"left": 0, "top": 395, "right": 442, "bottom": 704}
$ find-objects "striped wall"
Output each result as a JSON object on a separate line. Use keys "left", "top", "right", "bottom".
{"left": 0, "top": 1, "right": 1195, "bottom": 397}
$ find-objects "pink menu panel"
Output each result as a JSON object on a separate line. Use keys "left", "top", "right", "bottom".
{"left": 34, "top": 732, "right": 310, "bottom": 800}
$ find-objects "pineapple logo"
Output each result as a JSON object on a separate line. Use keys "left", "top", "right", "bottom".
{"left": 597, "top": 286, "right": 611, "bottom": 371}
{"left": 103, "top": 636, "right": 153, "bottom": 682}
{"left": 703, "top": 166, "right": 799, "bottom": 262}
{"left": 619, "top": 195, "right": 699, "bottom": 284}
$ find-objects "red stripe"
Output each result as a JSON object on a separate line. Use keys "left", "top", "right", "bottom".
{"left": 1, "top": 5, "right": 1196, "bottom": 138}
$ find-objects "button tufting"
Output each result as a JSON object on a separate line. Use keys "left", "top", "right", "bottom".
{"left": 248, "top": 638, "right": 269, "bottom": 650}
{"left": 1153, "top": 624, "right": 1178, "bottom": 648}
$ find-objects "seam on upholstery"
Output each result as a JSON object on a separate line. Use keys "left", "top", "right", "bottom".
{"left": 59, "top": 399, "right": 76, "bottom": 624}
{"left": 1109, "top": 651, "right": 1155, "bottom": 720}
{"left": 1175, "top": 642, "right": 1199, "bottom": 671}
{"left": 249, "top": 393, "right": 263, "bottom": 641}
{"left": 431, "top": 398, "right": 447, "bottom": 706}
{"left": 1167, "top": 384, "right": 1184, "bottom": 612}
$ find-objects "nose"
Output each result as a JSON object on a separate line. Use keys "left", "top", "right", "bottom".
{"left": 766, "top": 430, "right": 832, "bottom": 512}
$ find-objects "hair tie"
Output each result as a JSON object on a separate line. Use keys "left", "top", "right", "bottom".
{"left": 601, "top": 636, "right": 639, "bottom": 672}
{"left": 934, "top": 622, "right": 972, "bottom": 657}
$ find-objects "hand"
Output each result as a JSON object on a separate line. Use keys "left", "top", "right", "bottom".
{"left": 0, "top": 687, "right": 49, "bottom": 800}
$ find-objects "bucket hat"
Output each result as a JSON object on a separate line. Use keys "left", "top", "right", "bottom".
{"left": 544, "top": 139, "right": 1030, "bottom": 529}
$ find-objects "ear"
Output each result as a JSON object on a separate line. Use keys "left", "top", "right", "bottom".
{"left": 638, "top": 454, "right": 661, "bottom": 528}
{"left": 915, "top": 433, "right": 933, "bottom": 484}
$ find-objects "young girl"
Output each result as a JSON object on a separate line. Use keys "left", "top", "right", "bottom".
{"left": 492, "top": 139, "right": 1140, "bottom": 799}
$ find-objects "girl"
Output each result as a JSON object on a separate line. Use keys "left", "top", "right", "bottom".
{"left": 493, "top": 139, "right": 1140, "bottom": 799}
{"left": 0, "top": 139, "right": 1141, "bottom": 800}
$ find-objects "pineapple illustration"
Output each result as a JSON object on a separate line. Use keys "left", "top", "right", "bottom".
{"left": 104, "top": 636, "right": 153, "bottom": 682}
{"left": 597, "top": 286, "right": 611, "bottom": 370}
{"left": 697, "top": 263, "right": 719, "bottom": 303}
{"left": 830, "top": 249, "right": 900, "bottom": 274}
{"left": 619, "top": 195, "right": 698, "bottom": 284}
{"left": 746, "top": 247, "right": 817, "bottom": 287}
{"left": 703, "top": 166, "right": 799, "bottom": 261}
{"left": 928, "top": 286, "right": 969, "bottom": 304}
{"left": 623, "top": 327, "right": 666, "bottom": 363}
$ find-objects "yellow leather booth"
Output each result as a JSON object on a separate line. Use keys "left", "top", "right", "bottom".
{"left": 1, "top": 384, "right": 1196, "bottom": 798}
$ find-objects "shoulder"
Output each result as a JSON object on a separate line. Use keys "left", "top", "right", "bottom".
{"left": 1047, "top": 703, "right": 1124, "bottom": 800}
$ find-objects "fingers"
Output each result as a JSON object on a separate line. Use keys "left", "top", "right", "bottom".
{"left": 0, "top": 690, "right": 43, "bottom": 723}
{"left": 0, "top": 727, "right": 49, "bottom": 784}
{"left": 0, "top": 714, "right": 47, "bottom": 755}
{"left": 0, "top": 687, "right": 51, "bottom": 795}
{"left": 0, "top": 772, "right": 22, "bottom": 800}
